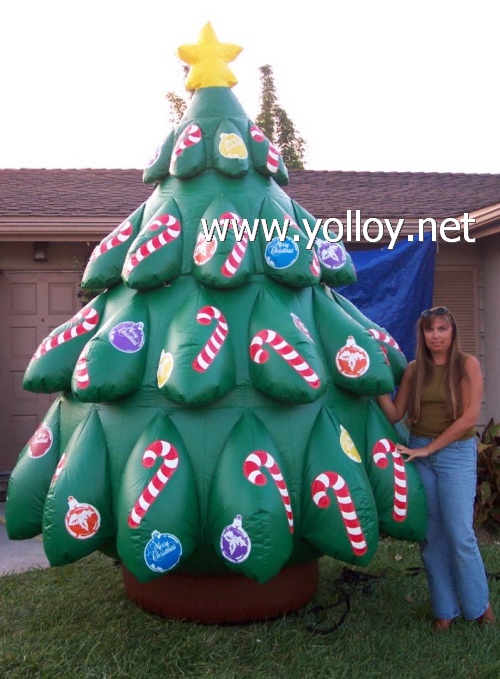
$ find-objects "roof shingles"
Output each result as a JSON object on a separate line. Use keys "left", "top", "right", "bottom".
{"left": 1, "top": 169, "right": 499, "bottom": 221}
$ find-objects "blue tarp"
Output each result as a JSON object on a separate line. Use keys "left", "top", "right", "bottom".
{"left": 337, "top": 233, "right": 436, "bottom": 360}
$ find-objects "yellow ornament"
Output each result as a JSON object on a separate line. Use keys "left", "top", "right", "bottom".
{"left": 177, "top": 22, "right": 242, "bottom": 90}
{"left": 157, "top": 350, "right": 174, "bottom": 387}
{"left": 219, "top": 133, "right": 248, "bottom": 159}
{"left": 340, "top": 425, "right": 361, "bottom": 462}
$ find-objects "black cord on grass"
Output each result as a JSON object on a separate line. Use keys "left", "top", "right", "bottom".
{"left": 303, "top": 566, "right": 425, "bottom": 635}
{"left": 304, "top": 565, "right": 500, "bottom": 634}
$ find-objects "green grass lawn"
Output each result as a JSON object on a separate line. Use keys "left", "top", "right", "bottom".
{"left": 1, "top": 538, "right": 499, "bottom": 679}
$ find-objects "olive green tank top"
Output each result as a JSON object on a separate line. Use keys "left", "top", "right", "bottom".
{"left": 411, "top": 353, "right": 476, "bottom": 440}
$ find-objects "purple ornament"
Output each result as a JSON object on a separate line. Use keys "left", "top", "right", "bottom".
{"left": 220, "top": 515, "right": 251, "bottom": 564}
{"left": 108, "top": 321, "right": 145, "bottom": 353}
{"left": 318, "top": 241, "right": 347, "bottom": 270}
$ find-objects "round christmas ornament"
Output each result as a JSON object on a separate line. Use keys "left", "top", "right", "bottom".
{"left": 6, "top": 22, "right": 426, "bottom": 624}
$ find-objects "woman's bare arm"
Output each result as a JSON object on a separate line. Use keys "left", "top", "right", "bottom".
{"left": 399, "top": 355, "right": 483, "bottom": 460}
{"left": 377, "top": 362, "right": 413, "bottom": 423}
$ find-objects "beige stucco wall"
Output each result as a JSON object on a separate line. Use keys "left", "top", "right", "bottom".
{"left": 435, "top": 240, "right": 481, "bottom": 265}
{"left": 436, "top": 237, "right": 500, "bottom": 425}
{"left": 480, "top": 233, "right": 500, "bottom": 423}
{"left": 0, "top": 241, "right": 94, "bottom": 273}
{"left": 435, "top": 241, "right": 487, "bottom": 426}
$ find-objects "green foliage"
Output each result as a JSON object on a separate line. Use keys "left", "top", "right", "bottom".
{"left": 166, "top": 91, "right": 188, "bottom": 124}
{"left": 73, "top": 253, "right": 98, "bottom": 307}
{"left": 76, "top": 287, "right": 98, "bottom": 307}
{"left": 255, "top": 65, "right": 306, "bottom": 170}
{"left": 73, "top": 255, "right": 99, "bottom": 307}
{"left": 475, "top": 418, "right": 500, "bottom": 531}
{"left": 165, "top": 64, "right": 191, "bottom": 124}
{"left": 274, "top": 105, "right": 306, "bottom": 170}
{"left": 255, "top": 64, "right": 277, "bottom": 141}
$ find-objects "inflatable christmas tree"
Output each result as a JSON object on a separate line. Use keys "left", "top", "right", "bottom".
{"left": 6, "top": 24, "right": 426, "bottom": 623}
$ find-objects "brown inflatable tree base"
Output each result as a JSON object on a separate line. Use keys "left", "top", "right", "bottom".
{"left": 122, "top": 560, "right": 319, "bottom": 623}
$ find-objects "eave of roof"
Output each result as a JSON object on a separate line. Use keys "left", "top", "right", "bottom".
{"left": 1, "top": 168, "right": 499, "bottom": 241}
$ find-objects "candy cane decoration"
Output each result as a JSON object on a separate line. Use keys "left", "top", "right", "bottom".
{"left": 89, "top": 220, "right": 133, "bottom": 263}
{"left": 33, "top": 307, "right": 99, "bottom": 360}
{"left": 311, "top": 250, "right": 321, "bottom": 277}
{"left": 243, "top": 450, "right": 293, "bottom": 532}
{"left": 172, "top": 124, "right": 202, "bottom": 158}
{"left": 372, "top": 438, "right": 407, "bottom": 521}
{"left": 266, "top": 144, "right": 280, "bottom": 173}
{"left": 250, "top": 330, "right": 321, "bottom": 389}
{"left": 250, "top": 125, "right": 265, "bottom": 142}
{"left": 73, "top": 353, "right": 90, "bottom": 390}
{"left": 368, "top": 328, "right": 403, "bottom": 354}
{"left": 192, "top": 306, "right": 229, "bottom": 372}
{"left": 145, "top": 136, "right": 167, "bottom": 168}
{"left": 51, "top": 453, "right": 67, "bottom": 484}
{"left": 219, "top": 211, "right": 249, "bottom": 277}
{"left": 249, "top": 125, "right": 280, "bottom": 173}
{"left": 123, "top": 214, "right": 181, "bottom": 275}
{"left": 145, "top": 145, "right": 160, "bottom": 168}
{"left": 284, "top": 213, "right": 301, "bottom": 236}
{"left": 311, "top": 472, "right": 367, "bottom": 556}
{"left": 128, "top": 440, "right": 179, "bottom": 528}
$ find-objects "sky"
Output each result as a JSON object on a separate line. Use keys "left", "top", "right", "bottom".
{"left": 1, "top": 0, "right": 499, "bottom": 174}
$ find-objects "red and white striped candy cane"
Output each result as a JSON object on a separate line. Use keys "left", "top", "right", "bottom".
{"left": 128, "top": 440, "right": 179, "bottom": 528}
{"left": 311, "top": 471, "right": 367, "bottom": 556}
{"left": 73, "top": 353, "right": 90, "bottom": 390}
{"left": 89, "top": 220, "right": 133, "bottom": 263}
{"left": 311, "top": 250, "right": 321, "bottom": 277}
{"left": 124, "top": 214, "right": 181, "bottom": 275}
{"left": 266, "top": 144, "right": 280, "bottom": 173}
{"left": 249, "top": 124, "right": 280, "bottom": 173}
{"left": 33, "top": 307, "right": 99, "bottom": 360}
{"left": 243, "top": 450, "right": 293, "bottom": 533}
{"left": 219, "top": 212, "right": 249, "bottom": 278}
{"left": 250, "top": 125, "right": 265, "bottom": 142}
{"left": 192, "top": 306, "right": 229, "bottom": 372}
{"left": 172, "top": 123, "right": 202, "bottom": 157}
{"left": 368, "top": 328, "right": 403, "bottom": 354}
{"left": 51, "top": 453, "right": 67, "bottom": 483}
{"left": 284, "top": 212, "right": 300, "bottom": 234}
{"left": 372, "top": 438, "right": 407, "bottom": 521}
{"left": 250, "top": 330, "right": 321, "bottom": 389}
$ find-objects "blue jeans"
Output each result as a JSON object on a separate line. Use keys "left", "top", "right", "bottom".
{"left": 410, "top": 434, "right": 489, "bottom": 620}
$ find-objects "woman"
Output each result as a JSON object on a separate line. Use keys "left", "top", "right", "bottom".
{"left": 377, "top": 306, "right": 494, "bottom": 630}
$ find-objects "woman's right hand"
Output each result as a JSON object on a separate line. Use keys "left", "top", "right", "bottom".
{"left": 396, "top": 442, "right": 432, "bottom": 462}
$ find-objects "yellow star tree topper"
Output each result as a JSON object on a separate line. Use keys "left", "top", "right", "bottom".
{"left": 177, "top": 23, "right": 243, "bottom": 90}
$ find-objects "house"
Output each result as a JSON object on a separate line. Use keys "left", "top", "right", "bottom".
{"left": 1, "top": 168, "right": 500, "bottom": 487}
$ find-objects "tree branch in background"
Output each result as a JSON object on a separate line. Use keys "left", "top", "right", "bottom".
{"left": 256, "top": 64, "right": 306, "bottom": 169}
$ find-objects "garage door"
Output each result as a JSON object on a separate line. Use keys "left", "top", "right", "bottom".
{"left": 0, "top": 271, "right": 83, "bottom": 473}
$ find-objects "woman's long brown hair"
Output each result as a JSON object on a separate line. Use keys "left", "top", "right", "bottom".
{"left": 407, "top": 310, "right": 464, "bottom": 423}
